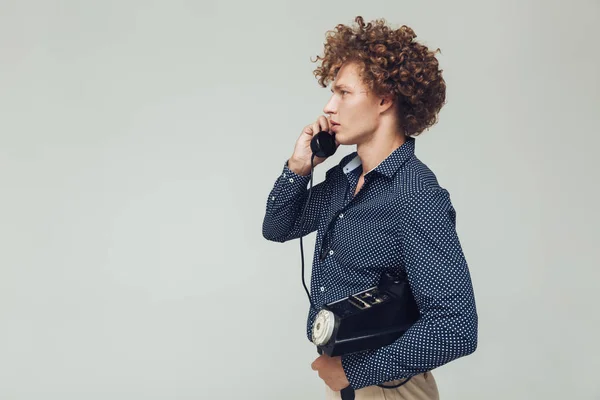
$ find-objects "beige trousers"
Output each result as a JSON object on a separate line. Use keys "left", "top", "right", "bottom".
{"left": 325, "top": 372, "right": 439, "bottom": 400}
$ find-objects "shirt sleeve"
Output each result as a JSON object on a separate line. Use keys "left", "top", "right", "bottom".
{"left": 341, "top": 188, "right": 478, "bottom": 390}
{"left": 262, "top": 159, "right": 331, "bottom": 243}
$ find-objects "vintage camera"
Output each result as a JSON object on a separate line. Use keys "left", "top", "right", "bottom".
{"left": 311, "top": 270, "right": 419, "bottom": 357}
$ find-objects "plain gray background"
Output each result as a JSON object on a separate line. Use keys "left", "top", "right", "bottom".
{"left": 1, "top": 0, "right": 599, "bottom": 399}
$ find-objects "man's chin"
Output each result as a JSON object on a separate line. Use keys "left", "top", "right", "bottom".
{"left": 333, "top": 133, "right": 349, "bottom": 145}
{"left": 335, "top": 136, "right": 358, "bottom": 146}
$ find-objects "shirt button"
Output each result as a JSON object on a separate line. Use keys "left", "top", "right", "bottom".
{"left": 289, "top": 178, "right": 294, "bottom": 183}
{"left": 329, "top": 250, "right": 334, "bottom": 255}
{"left": 320, "top": 286, "right": 325, "bottom": 292}
{"left": 339, "top": 213, "right": 344, "bottom": 218}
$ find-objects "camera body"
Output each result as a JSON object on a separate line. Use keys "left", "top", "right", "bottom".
{"left": 312, "top": 270, "right": 419, "bottom": 357}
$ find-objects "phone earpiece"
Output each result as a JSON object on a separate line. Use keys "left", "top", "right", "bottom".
{"left": 310, "top": 131, "right": 337, "bottom": 158}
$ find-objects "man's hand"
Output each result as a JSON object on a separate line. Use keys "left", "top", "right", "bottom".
{"left": 311, "top": 353, "right": 351, "bottom": 391}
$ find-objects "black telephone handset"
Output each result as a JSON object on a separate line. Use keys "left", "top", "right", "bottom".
{"left": 310, "top": 131, "right": 337, "bottom": 158}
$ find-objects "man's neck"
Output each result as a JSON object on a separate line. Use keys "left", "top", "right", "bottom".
{"left": 356, "top": 125, "right": 406, "bottom": 174}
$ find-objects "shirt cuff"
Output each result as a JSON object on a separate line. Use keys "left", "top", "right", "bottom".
{"left": 278, "top": 160, "right": 312, "bottom": 190}
{"left": 341, "top": 351, "right": 373, "bottom": 390}
{"left": 341, "top": 350, "right": 399, "bottom": 390}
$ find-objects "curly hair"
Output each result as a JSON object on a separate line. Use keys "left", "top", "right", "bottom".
{"left": 312, "top": 16, "right": 446, "bottom": 136}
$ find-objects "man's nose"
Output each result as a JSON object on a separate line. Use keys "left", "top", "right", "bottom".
{"left": 323, "top": 99, "right": 336, "bottom": 115}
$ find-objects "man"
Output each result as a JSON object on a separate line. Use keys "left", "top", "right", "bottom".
{"left": 262, "top": 16, "right": 478, "bottom": 400}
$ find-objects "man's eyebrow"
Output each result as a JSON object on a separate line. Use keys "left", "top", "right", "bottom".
{"left": 330, "top": 84, "right": 351, "bottom": 92}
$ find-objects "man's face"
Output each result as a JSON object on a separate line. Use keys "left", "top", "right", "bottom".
{"left": 323, "top": 61, "right": 383, "bottom": 146}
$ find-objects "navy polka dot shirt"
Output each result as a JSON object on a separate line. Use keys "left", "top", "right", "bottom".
{"left": 262, "top": 137, "right": 478, "bottom": 390}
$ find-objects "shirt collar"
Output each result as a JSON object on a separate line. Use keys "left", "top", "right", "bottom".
{"left": 341, "top": 137, "right": 415, "bottom": 179}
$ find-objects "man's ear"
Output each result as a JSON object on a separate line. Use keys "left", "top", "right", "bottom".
{"left": 379, "top": 96, "right": 395, "bottom": 113}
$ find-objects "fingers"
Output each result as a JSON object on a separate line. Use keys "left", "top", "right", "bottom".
{"left": 311, "top": 120, "right": 320, "bottom": 136}
{"left": 305, "top": 116, "right": 332, "bottom": 138}
{"left": 318, "top": 115, "right": 330, "bottom": 132}
{"left": 312, "top": 116, "right": 331, "bottom": 136}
